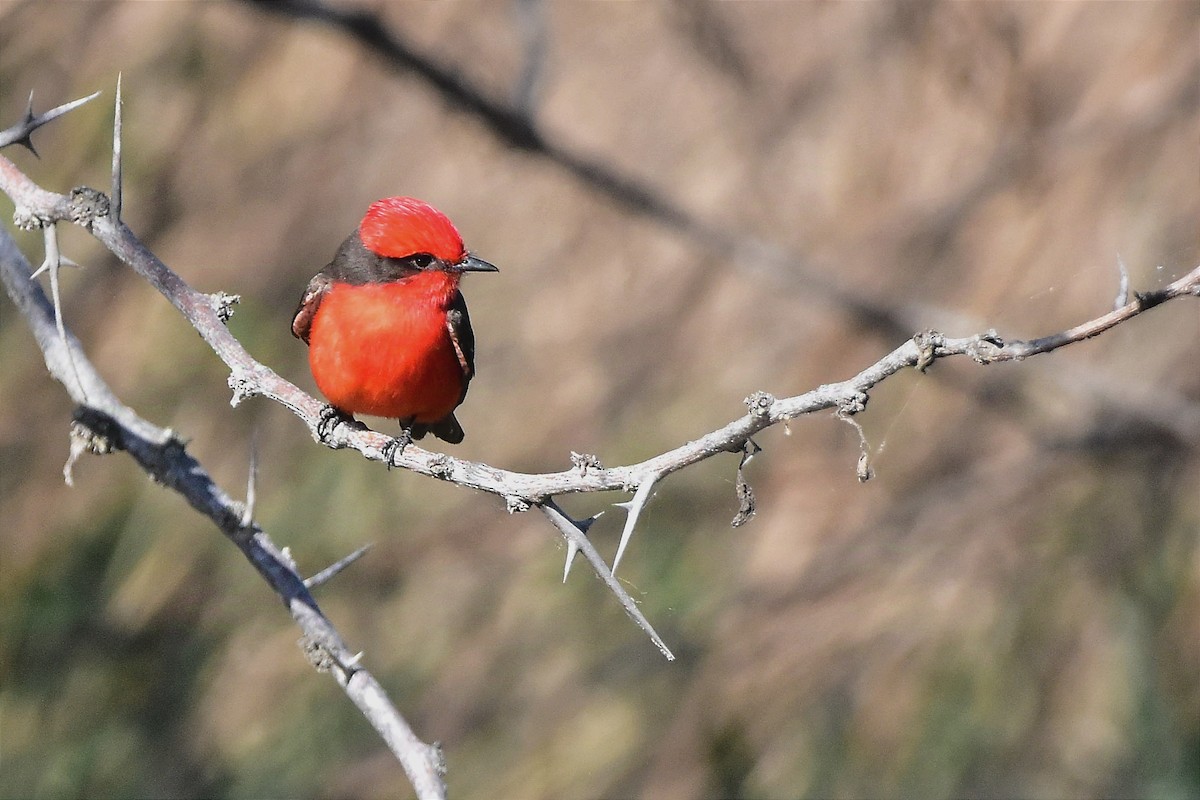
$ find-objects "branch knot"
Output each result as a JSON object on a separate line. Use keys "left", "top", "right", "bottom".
{"left": 913, "top": 329, "right": 944, "bottom": 372}
{"left": 505, "top": 495, "right": 532, "bottom": 514}
{"left": 744, "top": 390, "right": 775, "bottom": 420}
{"left": 428, "top": 454, "right": 453, "bottom": 479}
{"left": 966, "top": 329, "right": 1005, "bottom": 363}
{"left": 68, "top": 187, "right": 110, "bottom": 229}
{"left": 570, "top": 451, "right": 603, "bottom": 475}
{"left": 13, "top": 206, "right": 54, "bottom": 230}
{"left": 212, "top": 292, "right": 240, "bottom": 323}
{"left": 835, "top": 391, "right": 869, "bottom": 417}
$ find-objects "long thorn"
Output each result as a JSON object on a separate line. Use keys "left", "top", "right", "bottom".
{"left": 306, "top": 544, "right": 374, "bottom": 589}
{"left": 561, "top": 510, "right": 603, "bottom": 583}
{"left": 42, "top": 226, "right": 86, "bottom": 400}
{"left": 242, "top": 430, "right": 258, "bottom": 527}
{"left": 112, "top": 73, "right": 123, "bottom": 222}
{"left": 613, "top": 473, "right": 659, "bottom": 576}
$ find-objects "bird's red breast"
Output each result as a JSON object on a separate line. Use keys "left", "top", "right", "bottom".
{"left": 306, "top": 271, "right": 466, "bottom": 422}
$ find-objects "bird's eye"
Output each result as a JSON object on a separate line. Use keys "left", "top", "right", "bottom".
{"left": 412, "top": 254, "right": 434, "bottom": 269}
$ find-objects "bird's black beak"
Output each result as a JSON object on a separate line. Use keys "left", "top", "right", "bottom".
{"left": 457, "top": 254, "right": 499, "bottom": 273}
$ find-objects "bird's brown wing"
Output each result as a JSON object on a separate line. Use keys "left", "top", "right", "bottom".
{"left": 412, "top": 290, "right": 476, "bottom": 444}
{"left": 444, "top": 291, "right": 476, "bottom": 392}
{"left": 291, "top": 272, "right": 334, "bottom": 344}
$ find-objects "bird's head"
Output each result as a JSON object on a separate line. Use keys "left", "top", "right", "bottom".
{"left": 359, "top": 196, "right": 497, "bottom": 275}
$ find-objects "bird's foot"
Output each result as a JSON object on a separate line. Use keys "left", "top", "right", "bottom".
{"left": 382, "top": 422, "right": 415, "bottom": 470}
{"left": 316, "top": 405, "right": 357, "bottom": 444}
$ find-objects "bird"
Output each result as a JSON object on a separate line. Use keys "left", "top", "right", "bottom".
{"left": 292, "top": 196, "right": 498, "bottom": 453}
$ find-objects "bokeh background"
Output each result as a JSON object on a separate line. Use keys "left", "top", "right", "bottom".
{"left": 2, "top": 2, "right": 1198, "bottom": 798}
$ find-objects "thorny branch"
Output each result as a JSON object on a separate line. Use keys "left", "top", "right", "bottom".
{"left": 0, "top": 95, "right": 447, "bottom": 800}
{"left": 245, "top": 0, "right": 1200, "bottom": 459}
{"left": 4, "top": 111, "right": 1200, "bottom": 648}
{"left": 2, "top": 90, "right": 1199, "bottom": 787}
{"left": 0, "top": 227, "right": 448, "bottom": 800}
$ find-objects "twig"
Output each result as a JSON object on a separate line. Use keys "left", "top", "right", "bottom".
{"left": 0, "top": 225, "right": 447, "bottom": 800}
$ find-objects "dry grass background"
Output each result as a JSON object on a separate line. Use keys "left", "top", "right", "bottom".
{"left": 1, "top": 2, "right": 1198, "bottom": 798}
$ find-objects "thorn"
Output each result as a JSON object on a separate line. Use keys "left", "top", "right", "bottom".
{"left": 39, "top": 226, "right": 86, "bottom": 400}
{"left": 280, "top": 546, "right": 299, "bottom": 571}
{"left": 112, "top": 73, "right": 123, "bottom": 222}
{"left": 242, "top": 431, "right": 258, "bottom": 528}
{"left": 613, "top": 474, "right": 660, "bottom": 575}
{"left": 306, "top": 543, "right": 373, "bottom": 589}
{"left": 1114, "top": 253, "right": 1131, "bottom": 310}
{"left": 562, "top": 538, "right": 580, "bottom": 583}
{"left": 17, "top": 92, "right": 39, "bottom": 156}
{"left": 561, "top": 510, "right": 603, "bottom": 582}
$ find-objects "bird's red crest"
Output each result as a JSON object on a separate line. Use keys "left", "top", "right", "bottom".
{"left": 359, "top": 196, "right": 466, "bottom": 262}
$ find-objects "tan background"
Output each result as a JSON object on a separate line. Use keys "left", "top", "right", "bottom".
{"left": 1, "top": 2, "right": 1197, "bottom": 798}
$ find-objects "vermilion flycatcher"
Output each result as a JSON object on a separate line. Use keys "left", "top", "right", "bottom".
{"left": 292, "top": 196, "right": 497, "bottom": 447}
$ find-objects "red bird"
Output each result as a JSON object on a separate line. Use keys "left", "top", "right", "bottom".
{"left": 292, "top": 196, "right": 497, "bottom": 449}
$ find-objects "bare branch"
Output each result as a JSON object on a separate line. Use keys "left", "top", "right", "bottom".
{"left": 4, "top": 66, "right": 1200, "bottom": 663}
{"left": 0, "top": 227, "right": 447, "bottom": 800}
{"left": 5, "top": 142, "right": 1199, "bottom": 656}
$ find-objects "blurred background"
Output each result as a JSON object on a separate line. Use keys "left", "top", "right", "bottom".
{"left": 1, "top": 2, "right": 1197, "bottom": 798}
